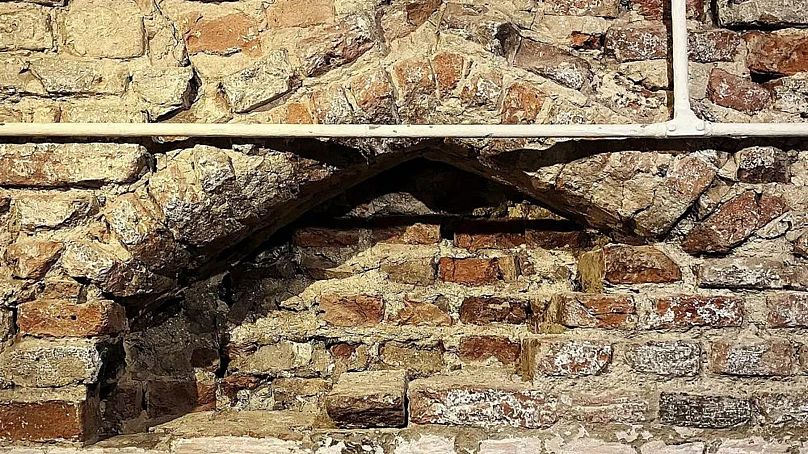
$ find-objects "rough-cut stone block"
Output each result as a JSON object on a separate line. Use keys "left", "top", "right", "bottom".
{"left": 325, "top": 370, "right": 406, "bottom": 429}
{"left": 579, "top": 245, "right": 681, "bottom": 291}
{"left": 298, "top": 20, "right": 374, "bottom": 77}
{"left": 605, "top": 23, "right": 668, "bottom": 62}
{"left": 745, "top": 31, "right": 808, "bottom": 77}
{"left": 0, "top": 339, "right": 103, "bottom": 387}
{"left": 4, "top": 238, "right": 63, "bottom": 279}
{"left": 554, "top": 294, "right": 636, "bottom": 329}
{"left": 543, "top": 0, "right": 619, "bottom": 17}
{"left": 293, "top": 227, "right": 361, "bottom": 247}
{"left": 438, "top": 256, "right": 518, "bottom": 286}
{"left": 625, "top": 341, "right": 701, "bottom": 376}
{"left": 17, "top": 299, "right": 127, "bottom": 337}
{"left": 716, "top": 438, "right": 792, "bottom": 453}
{"left": 643, "top": 295, "right": 744, "bottom": 329}
{"left": 12, "top": 191, "right": 97, "bottom": 230}
{"left": 381, "top": 257, "right": 436, "bottom": 286}
{"left": 220, "top": 50, "right": 297, "bottom": 113}
{"left": 390, "top": 57, "right": 436, "bottom": 121}
{"left": 0, "top": 5, "right": 52, "bottom": 51}
{"left": 184, "top": 12, "right": 260, "bottom": 56}
{"left": 559, "top": 390, "right": 651, "bottom": 424}
{"left": 640, "top": 441, "right": 706, "bottom": 454}
{"left": 63, "top": 0, "right": 145, "bottom": 58}
{"left": 522, "top": 339, "right": 612, "bottom": 378}
{"left": 0, "top": 387, "right": 98, "bottom": 442}
{"left": 689, "top": 30, "right": 742, "bottom": 63}
{"left": 408, "top": 375, "right": 557, "bottom": 428}
{"left": 380, "top": 342, "right": 445, "bottom": 376}
{"left": 459, "top": 296, "right": 530, "bottom": 325}
{"left": 318, "top": 294, "right": 384, "bottom": 327}
{"left": 718, "top": 0, "right": 808, "bottom": 27}
{"left": 513, "top": 39, "right": 593, "bottom": 90}
{"left": 630, "top": 0, "right": 703, "bottom": 18}
{"left": 30, "top": 58, "right": 129, "bottom": 95}
{"left": 767, "top": 293, "right": 808, "bottom": 328}
{"left": 698, "top": 258, "right": 808, "bottom": 290}
{"left": 432, "top": 51, "right": 465, "bottom": 95}
{"left": 391, "top": 300, "right": 452, "bottom": 326}
{"left": 735, "top": 146, "right": 792, "bottom": 183}
{"left": 459, "top": 336, "right": 521, "bottom": 366}
{"left": 0, "top": 143, "right": 148, "bottom": 187}
{"left": 659, "top": 393, "right": 751, "bottom": 428}
{"left": 754, "top": 393, "right": 808, "bottom": 425}
{"left": 551, "top": 437, "right": 636, "bottom": 453}
{"left": 131, "top": 66, "right": 195, "bottom": 118}
{"left": 707, "top": 69, "right": 772, "bottom": 113}
{"left": 682, "top": 191, "right": 785, "bottom": 254}
{"left": 266, "top": 0, "right": 335, "bottom": 28}
{"left": 710, "top": 337, "right": 798, "bottom": 376}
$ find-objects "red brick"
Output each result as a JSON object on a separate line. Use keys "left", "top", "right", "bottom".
{"left": 319, "top": 294, "right": 384, "bottom": 327}
{"left": 184, "top": 12, "right": 261, "bottom": 56}
{"left": 605, "top": 23, "right": 668, "bottom": 62}
{"left": 145, "top": 380, "right": 198, "bottom": 418}
{"left": 391, "top": 300, "right": 451, "bottom": 327}
{"left": 17, "top": 299, "right": 127, "bottom": 337}
{"left": 689, "top": 30, "right": 742, "bottom": 63}
{"left": 0, "top": 392, "right": 98, "bottom": 442}
{"left": 326, "top": 370, "right": 406, "bottom": 429}
{"left": 745, "top": 31, "right": 808, "bottom": 77}
{"left": 292, "top": 227, "right": 361, "bottom": 247}
{"left": 454, "top": 228, "right": 525, "bottom": 250}
{"left": 644, "top": 295, "right": 744, "bottom": 329}
{"left": 501, "top": 82, "right": 546, "bottom": 125}
{"left": 682, "top": 191, "right": 786, "bottom": 254}
{"left": 767, "top": 293, "right": 808, "bottom": 328}
{"left": 458, "top": 336, "right": 521, "bottom": 365}
{"left": 554, "top": 294, "right": 635, "bottom": 329}
{"left": 579, "top": 245, "right": 681, "bottom": 291}
{"left": 522, "top": 339, "right": 612, "bottom": 378}
{"left": 459, "top": 296, "right": 530, "bottom": 325}
{"left": 405, "top": 0, "right": 441, "bottom": 25}
{"left": 707, "top": 68, "right": 772, "bottom": 113}
{"left": 710, "top": 338, "right": 798, "bottom": 376}
{"left": 408, "top": 375, "right": 557, "bottom": 428}
{"left": 754, "top": 393, "right": 808, "bottom": 425}
{"left": 438, "top": 256, "right": 518, "bottom": 286}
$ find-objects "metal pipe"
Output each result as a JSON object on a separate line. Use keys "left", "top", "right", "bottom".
{"left": 0, "top": 0, "right": 805, "bottom": 139}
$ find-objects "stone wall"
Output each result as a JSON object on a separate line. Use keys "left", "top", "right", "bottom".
{"left": 1, "top": 0, "right": 808, "bottom": 452}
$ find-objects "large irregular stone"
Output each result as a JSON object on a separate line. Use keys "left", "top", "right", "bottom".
{"left": 706, "top": 69, "right": 772, "bottom": 113}
{"left": 745, "top": 31, "right": 808, "bottom": 77}
{"left": 297, "top": 20, "right": 375, "bottom": 77}
{"left": 513, "top": 39, "right": 593, "bottom": 90}
{"left": 718, "top": 0, "right": 808, "bottom": 27}
{"left": 325, "top": 370, "right": 406, "bottom": 428}
{"left": 0, "top": 4, "right": 52, "bottom": 51}
{"left": 0, "top": 143, "right": 148, "bottom": 187}
{"left": 681, "top": 191, "right": 786, "bottom": 254}
{"left": 0, "top": 338, "right": 104, "bottom": 387}
{"left": 131, "top": 66, "right": 195, "bottom": 118}
{"left": 220, "top": 51, "right": 297, "bottom": 113}
{"left": 62, "top": 0, "right": 145, "bottom": 58}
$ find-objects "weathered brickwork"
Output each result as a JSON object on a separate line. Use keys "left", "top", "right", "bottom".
{"left": 0, "top": 0, "right": 808, "bottom": 452}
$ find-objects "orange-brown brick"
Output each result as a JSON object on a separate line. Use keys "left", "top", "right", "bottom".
{"left": 0, "top": 390, "right": 99, "bottom": 442}
{"left": 319, "top": 294, "right": 384, "bottom": 327}
{"left": 391, "top": 300, "right": 451, "bottom": 327}
{"left": 554, "top": 294, "right": 635, "bottom": 329}
{"left": 459, "top": 336, "right": 521, "bottom": 366}
{"left": 579, "top": 245, "right": 681, "bottom": 291}
{"left": 643, "top": 295, "right": 744, "bottom": 329}
{"left": 454, "top": 228, "right": 525, "bottom": 251}
{"left": 459, "top": 296, "right": 529, "bottom": 325}
{"left": 17, "top": 299, "right": 127, "bottom": 337}
{"left": 438, "top": 256, "right": 518, "bottom": 286}
{"left": 184, "top": 12, "right": 261, "bottom": 56}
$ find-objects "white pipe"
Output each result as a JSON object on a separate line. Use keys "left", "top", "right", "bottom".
{"left": 0, "top": 0, "right": 805, "bottom": 139}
